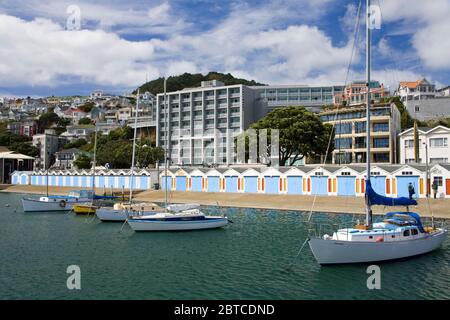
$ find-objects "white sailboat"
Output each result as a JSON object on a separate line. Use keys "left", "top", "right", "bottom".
{"left": 96, "top": 89, "right": 164, "bottom": 221}
{"left": 308, "top": 0, "right": 447, "bottom": 265}
{"left": 126, "top": 78, "right": 229, "bottom": 231}
{"left": 22, "top": 190, "right": 94, "bottom": 212}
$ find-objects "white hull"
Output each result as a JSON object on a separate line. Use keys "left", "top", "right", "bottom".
{"left": 95, "top": 207, "right": 159, "bottom": 222}
{"left": 128, "top": 217, "right": 229, "bottom": 231}
{"left": 96, "top": 207, "right": 129, "bottom": 221}
{"left": 309, "top": 229, "right": 448, "bottom": 265}
{"left": 22, "top": 198, "right": 74, "bottom": 212}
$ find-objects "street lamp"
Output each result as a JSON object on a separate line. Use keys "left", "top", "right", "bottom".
{"left": 423, "top": 141, "right": 429, "bottom": 198}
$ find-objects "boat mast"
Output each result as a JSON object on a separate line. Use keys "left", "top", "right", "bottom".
{"left": 365, "top": 0, "right": 372, "bottom": 228}
{"left": 129, "top": 89, "right": 140, "bottom": 203}
{"left": 164, "top": 78, "right": 168, "bottom": 211}
{"left": 92, "top": 125, "right": 97, "bottom": 196}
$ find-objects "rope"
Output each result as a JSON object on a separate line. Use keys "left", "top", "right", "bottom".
{"left": 284, "top": 238, "right": 310, "bottom": 271}
{"left": 307, "top": 0, "right": 363, "bottom": 223}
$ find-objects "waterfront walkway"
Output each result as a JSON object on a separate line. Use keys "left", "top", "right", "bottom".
{"left": 2, "top": 184, "right": 450, "bottom": 219}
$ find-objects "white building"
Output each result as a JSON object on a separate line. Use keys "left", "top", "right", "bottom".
{"left": 61, "top": 125, "right": 96, "bottom": 142}
{"left": 32, "top": 129, "right": 68, "bottom": 170}
{"left": 395, "top": 79, "right": 450, "bottom": 121}
{"left": 156, "top": 80, "right": 267, "bottom": 165}
{"left": 399, "top": 125, "right": 450, "bottom": 164}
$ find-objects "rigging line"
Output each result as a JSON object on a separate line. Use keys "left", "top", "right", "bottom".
{"left": 308, "top": 0, "right": 363, "bottom": 223}
{"left": 283, "top": 237, "right": 310, "bottom": 271}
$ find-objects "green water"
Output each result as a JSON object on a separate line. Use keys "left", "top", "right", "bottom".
{"left": 1, "top": 193, "right": 449, "bottom": 300}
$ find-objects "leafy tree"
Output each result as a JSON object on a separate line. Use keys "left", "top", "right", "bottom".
{"left": 250, "top": 106, "right": 334, "bottom": 166}
{"left": 73, "top": 153, "right": 92, "bottom": 169}
{"left": 63, "top": 138, "right": 87, "bottom": 149}
{"left": 0, "top": 128, "right": 38, "bottom": 157}
{"left": 37, "top": 112, "right": 60, "bottom": 132}
{"left": 78, "top": 102, "right": 95, "bottom": 113}
{"left": 136, "top": 140, "right": 164, "bottom": 167}
{"left": 78, "top": 117, "right": 93, "bottom": 125}
{"left": 96, "top": 139, "right": 133, "bottom": 169}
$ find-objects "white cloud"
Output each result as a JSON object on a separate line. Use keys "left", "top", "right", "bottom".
{"left": 0, "top": 14, "right": 158, "bottom": 87}
{"left": 379, "top": 0, "right": 450, "bottom": 70}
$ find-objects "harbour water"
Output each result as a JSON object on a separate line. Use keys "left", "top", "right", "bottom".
{"left": 1, "top": 193, "right": 449, "bottom": 300}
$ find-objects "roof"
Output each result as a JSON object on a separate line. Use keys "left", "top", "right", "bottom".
{"left": 0, "top": 151, "right": 34, "bottom": 160}
{"left": 56, "top": 148, "right": 82, "bottom": 155}
{"left": 398, "top": 78, "right": 430, "bottom": 89}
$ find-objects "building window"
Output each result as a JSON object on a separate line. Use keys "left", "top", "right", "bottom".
{"left": 335, "top": 138, "right": 352, "bottom": 149}
{"left": 335, "top": 123, "right": 352, "bottom": 134}
{"left": 373, "top": 153, "right": 389, "bottom": 162}
{"left": 430, "top": 158, "right": 448, "bottom": 164}
{"left": 373, "top": 138, "right": 389, "bottom": 148}
{"left": 373, "top": 122, "right": 389, "bottom": 132}
{"left": 355, "top": 122, "right": 366, "bottom": 133}
{"left": 430, "top": 137, "right": 448, "bottom": 147}
{"left": 433, "top": 176, "right": 443, "bottom": 187}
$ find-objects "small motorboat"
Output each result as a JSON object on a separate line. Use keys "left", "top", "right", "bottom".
{"left": 22, "top": 190, "right": 94, "bottom": 212}
{"left": 127, "top": 209, "right": 229, "bottom": 231}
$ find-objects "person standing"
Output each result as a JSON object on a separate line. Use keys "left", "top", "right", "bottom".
{"left": 408, "top": 182, "right": 415, "bottom": 200}
{"left": 432, "top": 180, "right": 438, "bottom": 199}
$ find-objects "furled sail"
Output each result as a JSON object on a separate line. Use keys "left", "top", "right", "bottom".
{"left": 366, "top": 180, "right": 417, "bottom": 207}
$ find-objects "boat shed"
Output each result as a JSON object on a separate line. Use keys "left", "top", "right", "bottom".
{"left": 284, "top": 167, "right": 306, "bottom": 195}
{"left": 242, "top": 168, "right": 261, "bottom": 193}
{"left": 430, "top": 164, "right": 450, "bottom": 198}
{"left": 189, "top": 168, "right": 208, "bottom": 192}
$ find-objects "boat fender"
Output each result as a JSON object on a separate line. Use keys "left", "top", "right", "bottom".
{"left": 375, "top": 236, "right": 384, "bottom": 242}
{"left": 59, "top": 200, "right": 66, "bottom": 208}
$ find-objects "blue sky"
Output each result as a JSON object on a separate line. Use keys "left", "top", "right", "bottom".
{"left": 1, "top": 0, "right": 450, "bottom": 97}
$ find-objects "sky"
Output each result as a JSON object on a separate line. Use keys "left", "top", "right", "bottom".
{"left": 1, "top": 0, "right": 450, "bottom": 97}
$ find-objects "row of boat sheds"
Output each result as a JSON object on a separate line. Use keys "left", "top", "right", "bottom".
{"left": 11, "top": 164, "right": 450, "bottom": 199}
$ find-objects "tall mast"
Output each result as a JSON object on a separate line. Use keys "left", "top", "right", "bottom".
{"left": 92, "top": 125, "right": 97, "bottom": 196}
{"left": 365, "top": 0, "right": 372, "bottom": 228}
{"left": 164, "top": 78, "right": 168, "bottom": 210}
{"left": 129, "top": 89, "right": 140, "bottom": 203}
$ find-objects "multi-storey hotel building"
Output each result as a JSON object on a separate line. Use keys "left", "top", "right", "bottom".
{"left": 156, "top": 80, "right": 266, "bottom": 165}
{"left": 319, "top": 103, "right": 401, "bottom": 164}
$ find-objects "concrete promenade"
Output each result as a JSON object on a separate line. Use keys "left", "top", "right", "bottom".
{"left": 2, "top": 184, "right": 450, "bottom": 219}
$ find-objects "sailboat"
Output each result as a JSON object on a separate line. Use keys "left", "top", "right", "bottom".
{"left": 96, "top": 89, "right": 164, "bottom": 221}
{"left": 308, "top": 0, "right": 447, "bottom": 265}
{"left": 126, "top": 79, "right": 229, "bottom": 231}
{"left": 72, "top": 126, "right": 117, "bottom": 215}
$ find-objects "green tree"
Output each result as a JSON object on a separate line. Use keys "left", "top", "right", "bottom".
{"left": 251, "top": 106, "right": 334, "bottom": 166}
{"left": 78, "top": 117, "right": 93, "bottom": 125}
{"left": 96, "top": 140, "right": 133, "bottom": 168}
{"left": 63, "top": 138, "right": 87, "bottom": 149}
{"left": 136, "top": 140, "right": 164, "bottom": 167}
{"left": 73, "top": 153, "right": 92, "bottom": 169}
{"left": 37, "top": 112, "right": 60, "bottom": 132}
{"left": 78, "top": 102, "right": 95, "bottom": 113}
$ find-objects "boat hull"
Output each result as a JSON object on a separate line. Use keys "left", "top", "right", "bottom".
{"left": 309, "top": 229, "right": 448, "bottom": 265}
{"left": 128, "top": 217, "right": 229, "bottom": 231}
{"left": 73, "top": 204, "right": 96, "bottom": 215}
{"left": 22, "top": 198, "right": 74, "bottom": 212}
{"left": 96, "top": 207, "right": 129, "bottom": 221}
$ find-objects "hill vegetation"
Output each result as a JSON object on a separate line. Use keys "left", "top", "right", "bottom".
{"left": 135, "top": 72, "right": 266, "bottom": 95}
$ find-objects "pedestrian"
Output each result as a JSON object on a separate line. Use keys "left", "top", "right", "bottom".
{"left": 432, "top": 180, "right": 438, "bottom": 199}
{"left": 408, "top": 182, "right": 415, "bottom": 200}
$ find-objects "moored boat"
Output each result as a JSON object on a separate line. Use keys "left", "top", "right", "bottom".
{"left": 127, "top": 209, "right": 229, "bottom": 231}
{"left": 22, "top": 190, "right": 94, "bottom": 212}
{"left": 96, "top": 202, "right": 165, "bottom": 221}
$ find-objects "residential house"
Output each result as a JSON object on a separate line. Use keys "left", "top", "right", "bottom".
{"left": 53, "top": 148, "right": 83, "bottom": 169}
{"left": 399, "top": 125, "right": 450, "bottom": 164}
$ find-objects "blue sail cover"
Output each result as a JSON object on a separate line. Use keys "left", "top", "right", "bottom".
{"left": 385, "top": 212, "right": 425, "bottom": 233}
{"left": 366, "top": 180, "right": 417, "bottom": 207}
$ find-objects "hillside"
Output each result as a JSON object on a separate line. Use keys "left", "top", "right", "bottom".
{"left": 135, "top": 72, "right": 266, "bottom": 95}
